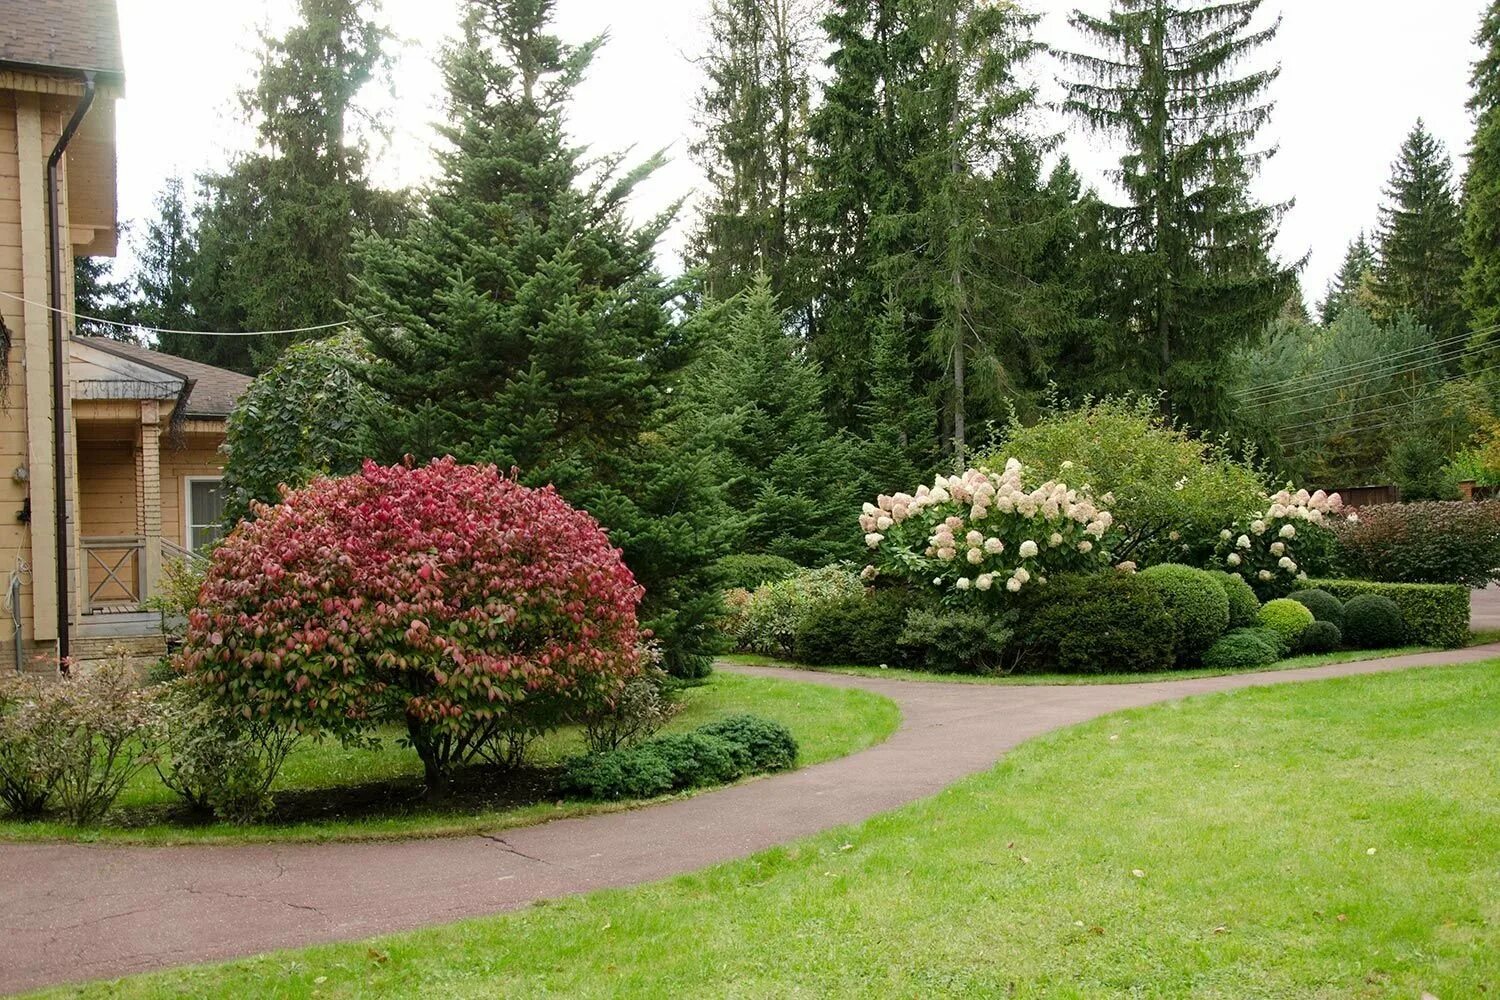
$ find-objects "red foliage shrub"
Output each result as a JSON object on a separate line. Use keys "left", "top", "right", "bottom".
{"left": 182, "top": 458, "right": 644, "bottom": 786}
{"left": 1333, "top": 501, "right": 1500, "bottom": 587}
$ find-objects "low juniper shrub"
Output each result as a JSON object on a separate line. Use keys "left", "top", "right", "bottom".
{"left": 561, "top": 714, "right": 797, "bottom": 801}
{"left": 696, "top": 714, "right": 799, "bottom": 772}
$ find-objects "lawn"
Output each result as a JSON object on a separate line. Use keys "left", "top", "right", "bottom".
{"left": 0, "top": 671, "right": 899, "bottom": 846}
{"left": 719, "top": 642, "right": 1444, "bottom": 686}
{"left": 51, "top": 660, "right": 1500, "bottom": 999}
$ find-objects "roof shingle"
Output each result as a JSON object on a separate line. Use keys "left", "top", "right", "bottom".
{"left": 76, "top": 338, "right": 252, "bottom": 419}
{"left": 0, "top": 0, "right": 124, "bottom": 81}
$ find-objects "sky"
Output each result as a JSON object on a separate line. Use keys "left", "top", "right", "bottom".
{"left": 112, "top": 0, "right": 1491, "bottom": 311}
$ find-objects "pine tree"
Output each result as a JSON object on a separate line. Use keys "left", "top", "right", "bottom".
{"left": 1466, "top": 1, "right": 1500, "bottom": 362}
{"left": 1375, "top": 120, "right": 1469, "bottom": 351}
{"left": 1060, "top": 0, "right": 1297, "bottom": 432}
{"left": 688, "top": 0, "right": 820, "bottom": 310}
{"left": 1319, "top": 232, "right": 1376, "bottom": 327}
{"left": 351, "top": 0, "right": 727, "bottom": 675}
{"left": 186, "top": 0, "right": 404, "bottom": 370}
{"left": 685, "top": 276, "right": 857, "bottom": 563}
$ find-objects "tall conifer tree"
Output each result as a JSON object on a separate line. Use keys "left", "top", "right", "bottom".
{"left": 1061, "top": 0, "right": 1296, "bottom": 432}
{"left": 1466, "top": 2, "right": 1500, "bottom": 363}
{"left": 1319, "top": 232, "right": 1376, "bottom": 327}
{"left": 1375, "top": 121, "right": 1469, "bottom": 353}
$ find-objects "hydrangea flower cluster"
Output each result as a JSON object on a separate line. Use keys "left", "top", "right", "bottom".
{"left": 860, "top": 459, "right": 1115, "bottom": 597}
{"left": 1212, "top": 487, "right": 1343, "bottom": 596}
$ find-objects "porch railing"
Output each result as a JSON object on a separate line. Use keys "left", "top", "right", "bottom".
{"left": 81, "top": 536, "right": 145, "bottom": 614}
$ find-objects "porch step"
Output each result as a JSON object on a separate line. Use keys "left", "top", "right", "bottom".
{"left": 70, "top": 633, "right": 167, "bottom": 675}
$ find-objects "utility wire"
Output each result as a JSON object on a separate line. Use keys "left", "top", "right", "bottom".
{"left": 1231, "top": 327, "right": 1482, "bottom": 400}
{"left": 1237, "top": 337, "right": 1484, "bottom": 409}
{"left": 1259, "top": 359, "right": 1500, "bottom": 423}
{"left": 0, "top": 289, "right": 354, "bottom": 338}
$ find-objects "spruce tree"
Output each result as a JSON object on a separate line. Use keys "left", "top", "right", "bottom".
{"left": 1466, "top": 1, "right": 1500, "bottom": 362}
{"left": 73, "top": 253, "right": 137, "bottom": 341}
{"left": 688, "top": 0, "right": 819, "bottom": 310}
{"left": 1061, "top": 0, "right": 1296, "bottom": 432}
{"left": 187, "top": 0, "right": 403, "bottom": 370}
{"left": 1375, "top": 120, "right": 1469, "bottom": 352}
{"left": 351, "top": 0, "right": 727, "bottom": 676}
{"left": 135, "top": 178, "right": 223, "bottom": 359}
{"left": 1319, "top": 232, "right": 1376, "bottom": 327}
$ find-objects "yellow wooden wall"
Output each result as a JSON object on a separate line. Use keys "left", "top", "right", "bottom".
{"left": 77, "top": 436, "right": 137, "bottom": 603}
{"left": 160, "top": 433, "right": 226, "bottom": 549}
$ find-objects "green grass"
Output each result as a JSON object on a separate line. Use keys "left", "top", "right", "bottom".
{"left": 721, "top": 642, "right": 1442, "bottom": 686}
{"left": 53, "top": 661, "right": 1500, "bottom": 999}
{"left": 0, "top": 672, "right": 899, "bottom": 846}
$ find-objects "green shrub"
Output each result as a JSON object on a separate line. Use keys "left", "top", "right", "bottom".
{"left": 897, "top": 608, "right": 1014, "bottom": 675}
{"left": 1333, "top": 502, "right": 1500, "bottom": 587}
{"left": 793, "top": 589, "right": 909, "bottom": 667}
{"left": 1212, "top": 571, "right": 1262, "bottom": 629}
{"left": 1245, "top": 626, "right": 1294, "bottom": 658}
{"left": 696, "top": 714, "right": 799, "bottom": 772}
{"left": 1257, "top": 599, "right": 1315, "bottom": 652}
{"left": 1290, "top": 588, "right": 1344, "bottom": 629}
{"left": 1342, "top": 594, "right": 1407, "bottom": 649}
{"left": 1298, "top": 579, "right": 1466, "bottom": 648}
{"left": 1139, "top": 564, "right": 1231, "bottom": 663}
{"left": 0, "top": 676, "right": 68, "bottom": 817}
{"left": 580, "top": 669, "right": 683, "bottom": 754}
{"left": 1297, "top": 620, "right": 1343, "bottom": 653}
{"left": 737, "top": 566, "right": 865, "bottom": 656}
{"left": 560, "top": 714, "right": 797, "bottom": 800}
{"left": 711, "top": 554, "right": 801, "bottom": 592}
{"left": 1201, "top": 628, "right": 1282, "bottom": 669}
{"left": 1012, "top": 573, "right": 1176, "bottom": 675}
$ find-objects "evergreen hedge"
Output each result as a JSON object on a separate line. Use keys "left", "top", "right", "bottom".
{"left": 1297, "top": 579, "right": 1468, "bottom": 648}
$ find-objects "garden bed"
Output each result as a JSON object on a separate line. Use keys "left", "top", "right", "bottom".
{"left": 0, "top": 672, "right": 898, "bottom": 845}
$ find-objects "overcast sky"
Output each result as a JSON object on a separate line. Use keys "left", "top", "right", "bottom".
{"left": 113, "top": 0, "right": 1490, "bottom": 311}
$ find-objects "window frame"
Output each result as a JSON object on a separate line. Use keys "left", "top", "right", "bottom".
{"left": 183, "top": 475, "right": 226, "bottom": 553}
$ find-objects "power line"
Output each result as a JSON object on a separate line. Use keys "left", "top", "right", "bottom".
{"left": 1231, "top": 327, "right": 1482, "bottom": 400}
{"left": 1273, "top": 384, "right": 1472, "bottom": 439}
{"left": 1259, "top": 359, "right": 1500, "bottom": 423}
{"left": 0, "top": 289, "right": 353, "bottom": 338}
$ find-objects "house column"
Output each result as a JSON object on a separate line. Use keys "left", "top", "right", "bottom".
{"left": 139, "top": 400, "right": 162, "bottom": 602}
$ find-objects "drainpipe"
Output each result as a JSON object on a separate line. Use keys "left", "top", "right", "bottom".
{"left": 46, "top": 72, "right": 97, "bottom": 666}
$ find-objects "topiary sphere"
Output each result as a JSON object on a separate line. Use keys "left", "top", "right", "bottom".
{"left": 1258, "top": 598, "right": 1316, "bottom": 651}
{"left": 1201, "top": 628, "right": 1282, "bottom": 670}
{"left": 1139, "top": 564, "right": 1232, "bottom": 663}
{"left": 182, "top": 458, "right": 645, "bottom": 783}
{"left": 1291, "top": 588, "right": 1345, "bottom": 630}
{"left": 1342, "top": 594, "right": 1407, "bottom": 649}
{"left": 1297, "top": 620, "right": 1343, "bottom": 653}
{"left": 1213, "top": 571, "right": 1262, "bottom": 629}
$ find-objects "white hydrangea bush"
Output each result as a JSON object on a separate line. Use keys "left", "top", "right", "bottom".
{"left": 859, "top": 459, "right": 1117, "bottom": 598}
{"left": 1211, "top": 487, "right": 1344, "bottom": 597}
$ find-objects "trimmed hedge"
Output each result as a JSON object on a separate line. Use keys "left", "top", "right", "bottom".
{"left": 1342, "top": 594, "right": 1407, "bottom": 650}
{"left": 1297, "top": 579, "right": 1468, "bottom": 649}
{"left": 1258, "top": 599, "right": 1315, "bottom": 651}
{"left": 1298, "top": 620, "right": 1343, "bottom": 653}
{"left": 1139, "top": 564, "right": 1231, "bottom": 663}
{"left": 1201, "top": 628, "right": 1281, "bottom": 669}
{"left": 561, "top": 714, "right": 798, "bottom": 800}
{"left": 1212, "top": 571, "right": 1262, "bottom": 629}
{"left": 1012, "top": 573, "right": 1176, "bottom": 675}
{"left": 793, "top": 589, "right": 909, "bottom": 667}
{"left": 1290, "top": 588, "right": 1344, "bottom": 630}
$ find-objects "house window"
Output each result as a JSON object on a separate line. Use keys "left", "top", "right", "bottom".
{"left": 186, "top": 477, "right": 226, "bottom": 552}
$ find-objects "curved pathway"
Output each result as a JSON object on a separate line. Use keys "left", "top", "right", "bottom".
{"left": 4, "top": 645, "right": 1499, "bottom": 995}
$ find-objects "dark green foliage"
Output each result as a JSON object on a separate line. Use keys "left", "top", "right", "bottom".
{"left": 1060, "top": 0, "right": 1296, "bottom": 432}
{"left": 73, "top": 254, "right": 137, "bottom": 341}
{"left": 897, "top": 607, "right": 1014, "bottom": 676}
{"left": 1385, "top": 435, "right": 1462, "bottom": 501}
{"left": 220, "top": 334, "right": 389, "bottom": 523}
{"left": 1011, "top": 574, "right": 1176, "bottom": 675}
{"left": 1289, "top": 589, "right": 1345, "bottom": 630}
{"left": 1138, "top": 564, "right": 1231, "bottom": 663}
{"left": 1297, "top": 620, "right": 1343, "bottom": 654}
{"left": 162, "top": 0, "right": 405, "bottom": 372}
{"left": 1201, "top": 628, "right": 1281, "bottom": 670}
{"left": 349, "top": 1, "right": 731, "bottom": 676}
{"left": 1335, "top": 502, "right": 1500, "bottom": 588}
{"left": 1257, "top": 598, "right": 1315, "bottom": 652}
{"left": 1341, "top": 594, "right": 1408, "bottom": 650}
{"left": 793, "top": 590, "right": 909, "bottom": 667}
{"left": 711, "top": 554, "right": 802, "bottom": 592}
{"left": 560, "top": 715, "right": 796, "bottom": 800}
{"left": 1301, "top": 579, "right": 1467, "bottom": 649}
{"left": 1466, "top": 2, "right": 1500, "bottom": 361}
{"left": 1375, "top": 121, "right": 1470, "bottom": 351}
{"left": 1319, "top": 232, "right": 1377, "bottom": 327}
{"left": 1213, "top": 571, "right": 1262, "bottom": 630}
{"left": 696, "top": 714, "right": 799, "bottom": 772}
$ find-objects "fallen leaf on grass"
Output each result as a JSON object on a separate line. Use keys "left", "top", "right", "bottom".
{"left": 366, "top": 949, "right": 388, "bottom": 965}
{"left": 1131, "top": 869, "right": 1146, "bottom": 878}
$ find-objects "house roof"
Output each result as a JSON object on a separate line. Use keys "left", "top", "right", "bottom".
{"left": 73, "top": 337, "right": 252, "bottom": 419}
{"left": 0, "top": 0, "right": 125, "bottom": 83}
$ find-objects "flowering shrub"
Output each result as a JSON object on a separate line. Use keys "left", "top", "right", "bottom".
{"left": 860, "top": 461, "right": 1116, "bottom": 599}
{"left": 1333, "top": 501, "right": 1500, "bottom": 587}
{"left": 734, "top": 566, "right": 864, "bottom": 656}
{"left": 181, "top": 458, "right": 645, "bottom": 789}
{"left": 1210, "top": 488, "right": 1342, "bottom": 599}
